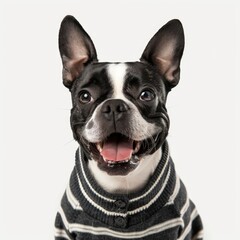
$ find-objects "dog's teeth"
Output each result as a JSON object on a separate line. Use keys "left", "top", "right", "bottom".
{"left": 107, "top": 160, "right": 117, "bottom": 167}
{"left": 133, "top": 141, "right": 141, "bottom": 154}
{"left": 103, "top": 158, "right": 130, "bottom": 165}
{"left": 103, "top": 157, "right": 108, "bottom": 162}
{"left": 107, "top": 163, "right": 115, "bottom": 167}
{"left": 96, "top": 143, "right": 103, "bottom": 152}
{"left": 103, "top": 158, "right": 115, "bottom": 164}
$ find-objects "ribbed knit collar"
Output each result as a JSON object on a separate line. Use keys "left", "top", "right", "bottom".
{"left": 70, "top": 141, "right": 176, "bottom": 228}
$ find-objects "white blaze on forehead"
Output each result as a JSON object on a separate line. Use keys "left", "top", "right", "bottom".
{"left": 107, "top": 63, "right": 128, "bottom": 100}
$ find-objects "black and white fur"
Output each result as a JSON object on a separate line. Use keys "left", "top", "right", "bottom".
{"left": 59, "top": 16, "right": 183, "bottom": 192}
{"left": 55, "top": 15, "right": 205, "bottom": 240}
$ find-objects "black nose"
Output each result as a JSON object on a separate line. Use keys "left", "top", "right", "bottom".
{"left": 101, "top": 99, "right": 129, "bottom": 121}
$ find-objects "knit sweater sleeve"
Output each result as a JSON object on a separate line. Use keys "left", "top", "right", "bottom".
{"left": 54, "top": 188, "right": 76, "bottom": 240}
{"left": 177, "top": 200, "right": 204, "bottom": 240}
{"left": 174, "top": 180, "right": 204, "bottom": 240}
{"left": 54, "top": 211, "right": 73, "bottom": 240}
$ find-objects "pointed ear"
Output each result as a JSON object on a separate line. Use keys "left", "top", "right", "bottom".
{"left": 59, "top": 15, "right": 98, "bottom": 88}
{"left": 140, "top": 19, "right": 184, "bottom": 88}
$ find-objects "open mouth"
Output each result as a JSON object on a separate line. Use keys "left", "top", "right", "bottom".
{"left": 95, "top": 133, "right": 141, "bottom": 166}
{"left": 85, "top": 132, "right": 162, "bottom": 175}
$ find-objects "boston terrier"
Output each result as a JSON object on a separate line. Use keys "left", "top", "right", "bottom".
{"left": 55, "top": 15, "right": 203, "bottom": 240}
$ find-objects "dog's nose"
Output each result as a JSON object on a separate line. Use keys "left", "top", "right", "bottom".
{"left": 101, "top": 99, "right": 129, "bottom": 121}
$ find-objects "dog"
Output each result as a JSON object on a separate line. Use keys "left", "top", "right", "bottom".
{"left": 54, "top": 15, "right": 203, "bottom": 240}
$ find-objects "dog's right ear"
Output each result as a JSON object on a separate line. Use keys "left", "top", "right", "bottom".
{"left": 59, "top": 15, "right": 98, "bottom": 88}
{"left": 140, "top": 19, "right": 184, "bottom": 89}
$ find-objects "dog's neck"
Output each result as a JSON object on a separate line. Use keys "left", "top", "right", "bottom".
{"left": 87, "top": 148, "right": 162, "bottom": 194}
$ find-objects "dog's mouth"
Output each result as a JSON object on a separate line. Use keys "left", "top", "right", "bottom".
{"left": 83, "top": 131, "right": 163, "bottom": 175}
{"left": 96, "top": 133, "right": 141, "bottom": 165}
{"left": 87, "top": 133, "right": 146, "bottom": 175}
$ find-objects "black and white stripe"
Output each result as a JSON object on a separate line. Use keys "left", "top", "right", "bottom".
{"left": 55, "top": 141, "right": 203, "bottom": 239}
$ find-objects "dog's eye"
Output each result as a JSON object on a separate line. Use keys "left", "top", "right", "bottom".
{"left": 139, "top": 90, "right": 155, "bottom": 102}
{"left": 79, "top": 91, "right": 93, "bottom": 104}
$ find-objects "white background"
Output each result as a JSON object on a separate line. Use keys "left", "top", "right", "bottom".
{"left": 0, "top": 0, "right": 239, "bottom": 239}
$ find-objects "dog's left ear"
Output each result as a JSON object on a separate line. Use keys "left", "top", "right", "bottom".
{"left": 140, "top": 19, "right": 184, "bottom": 88}
{"left": 59, "top": 15, "right": 98, "bottom": 88}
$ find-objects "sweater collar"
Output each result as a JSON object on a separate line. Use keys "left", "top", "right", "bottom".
{"left": 72, "top": 141, "right": 176, "bottom": 228}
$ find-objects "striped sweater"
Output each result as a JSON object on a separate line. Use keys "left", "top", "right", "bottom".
{"left": 55, "top": 142, "right": 203, "bottom": 239}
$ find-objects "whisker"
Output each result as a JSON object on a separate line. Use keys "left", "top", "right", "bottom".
{"left": 72, "top": 121, "right": 87, "bottom": 125}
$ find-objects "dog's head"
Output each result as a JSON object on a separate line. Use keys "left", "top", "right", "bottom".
{"left": 59, "top": 16, "right": 184, "bottom": 175}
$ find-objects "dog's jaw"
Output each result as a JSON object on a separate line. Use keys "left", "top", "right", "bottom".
{"left": 88, "top": 147, "right": 162, "bottom": 194}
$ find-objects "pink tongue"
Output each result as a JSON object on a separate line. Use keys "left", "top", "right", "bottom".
{"left": 100, "top": 135, "right": 133, "bottom": 162}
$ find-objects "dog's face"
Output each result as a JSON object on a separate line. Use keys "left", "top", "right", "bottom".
{"left": 59, "top": 16, "right": 184, "bottom": 175}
